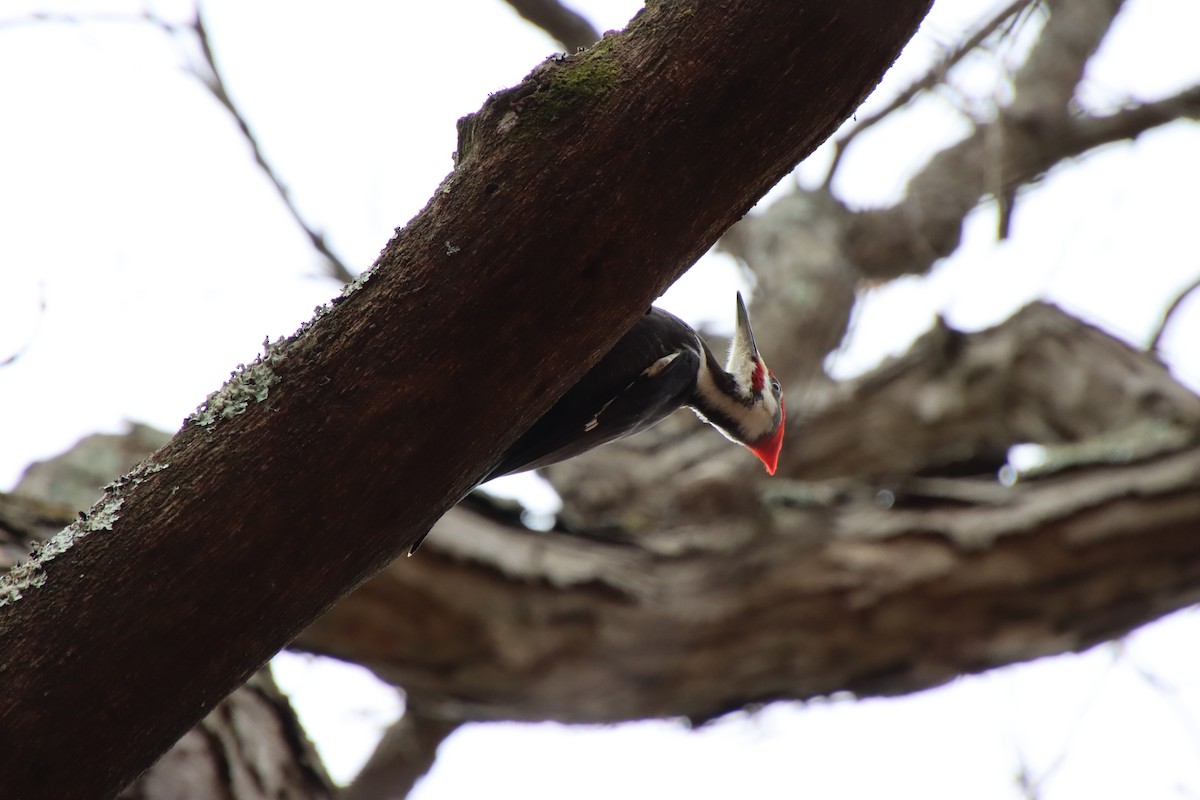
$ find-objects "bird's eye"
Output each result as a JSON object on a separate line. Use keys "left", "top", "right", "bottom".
{"left": 771, "top": 378, "right": 781, "bottom": 394}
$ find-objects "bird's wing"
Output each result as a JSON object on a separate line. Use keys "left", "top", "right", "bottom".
{"left": 486, "top": 346, "right": 699, "bottom": 480}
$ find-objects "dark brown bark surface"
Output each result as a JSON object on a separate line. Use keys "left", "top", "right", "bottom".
{"left": 0, "top": 1, "right": 932, "bottom": 796}
{"left": 2, "top": 455, "right": 333, "bottom": 800}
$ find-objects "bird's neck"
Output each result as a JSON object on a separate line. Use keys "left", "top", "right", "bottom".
{"left": 691, "top": 342, "right": 754, "bottom": 442}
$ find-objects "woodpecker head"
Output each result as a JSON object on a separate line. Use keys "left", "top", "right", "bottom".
{"left": 727, "top": 293, "right": 785, "bottom": 474}
{"left": 692, "top": 293, "right": 786, "bottom": 474}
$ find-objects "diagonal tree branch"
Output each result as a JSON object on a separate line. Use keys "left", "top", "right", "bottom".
{"left": 1068, "top": 86, "right": 1200, "bottom": 150}
{"left": 2, "top": 445, "right": 334, "bottom": 800}
{"left": 841, "top": 82, "right": 1200, "bottom": 279}
{"left": 1150, "top": 271, "right": 1200, "bottom": 352}
{"left": 0, "top": 2, "right": 933, "bottom": 795}
{"left": 842, "top": 0, "right": 1131, "bottom": 278}
{"left": 1007, "top": 0, "right": 1124, "bottom": 118}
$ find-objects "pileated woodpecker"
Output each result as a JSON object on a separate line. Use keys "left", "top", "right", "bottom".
{"left": 410, "top": 294, "right": 785, "bottom": 553}
{"left": 487, "top": 292, "right": 785, "bottom": 481}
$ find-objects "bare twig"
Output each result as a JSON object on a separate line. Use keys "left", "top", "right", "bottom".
{"left": 1012, "top": 752, "right": 1045, "bottom": 800}
{"left": 188, "top": 10, "right": 356, "bottom": 284}
{"left": 1009, "top": 647, "right": 1121, "bottom": 800}
{"left": 1150, "top": 272, "right": 1200, "bottom": 352}
{"left": 842, "top": 0, "right": 1136, "bottom": 279}
{"left": 0, "top": 285, "right": 45, "bottom": 368}
{"left": 1068, "top": 85, "right": 1200, "bottom": 151}
{"left": 0, "top": 6, "right": 357, "bottom": 284}
{"left": 0, "top": 10, "right": 170, "bottom": 32}
{"left": 822, "top": 0, "right": 1039, "bottom": 188}
{"left": 1118, "top": 634, "right": 1200, "bottom": 763}
{"left": 501, "top": 0, "right": 599, "bottom": 52}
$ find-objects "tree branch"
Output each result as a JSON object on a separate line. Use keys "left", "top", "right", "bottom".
{"left": 187, "top": 9, "right": 357, "bottom": 283}
{"left": 1007, "top": 0, "right": 1124, "bottom": 119}
{"left": 0, "top": 6, "right": 358, "bottom": 284}
{"left": 1069, "top": 86, "right": 1200, "bottom": 151}
{"left": 841, "top": 83, "right": 1200, "bottom": 279}
{"left": 842, "top": 0, "right": 1132, "bottom": 278}
{"left": 342, "top": 706, "right": 460, "bottom": 800}
{"left": 0, "top": 1, "right": 932, "bottom": 795}
{"left": 501, "top": 0, "right": 599, "bottom": 53}
{"left": 1149, "top": 271, "right": 1200, "bottom": 352}
{"left": 822, "top": 0, "right": 1040, "bottom": 187}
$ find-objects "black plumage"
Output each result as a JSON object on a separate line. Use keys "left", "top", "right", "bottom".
{"left": 486, "top": 307, "right": 703, "bottom": 480}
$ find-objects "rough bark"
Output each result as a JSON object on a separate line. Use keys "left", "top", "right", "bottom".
{"left": 2, "top": 454, "right": 333, "bottom": 800}
{"left": 0, "top": 1, "right": 932, "bottom": 796}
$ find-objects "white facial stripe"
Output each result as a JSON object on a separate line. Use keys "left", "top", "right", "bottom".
{"left": 725, "top": 340, "right": 758, "bottom": 397}
{"left": 695, "top": 348, "right": 780, "bottom": 443}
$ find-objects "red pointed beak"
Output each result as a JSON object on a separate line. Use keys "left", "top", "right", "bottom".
{"left": 747, "top": 401, "right": 785, "bottom": 476}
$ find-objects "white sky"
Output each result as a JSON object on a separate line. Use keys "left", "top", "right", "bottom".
{"left": 2, "top": 0, "right": 1199, "bottom": 797}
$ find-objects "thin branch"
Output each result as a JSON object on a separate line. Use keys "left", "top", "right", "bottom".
{"left": 843, "top": 84, "right": 1200, "bottom": 278}
{"left": 822, "top": 0, "right": 1039, "bottom": 188}
{"left": 188, "top": 10, "right": 357, "bottom": 284}
{"left": 0, "top": 284, "right": 45, "bottom": 368}
{"left": 842, "top": 0, "right": 1141, "bottom": 279}
{"left": 0, "top": 10, "right": 168, "bottom": 32}
{"left": 1150, "top": 271, "right": 1200, "bottom": 352}
{"left": 501, "top": 0, "right": 599, "bottom": 52}
{"left": 1007, "top": 0, "right": 1126, "bottom": 119}
{"left": 0, "top": 6, "right": 357, "bottom": 284}
{"left": 1068, "top": 85, "right": 1200, "bottom": 150}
